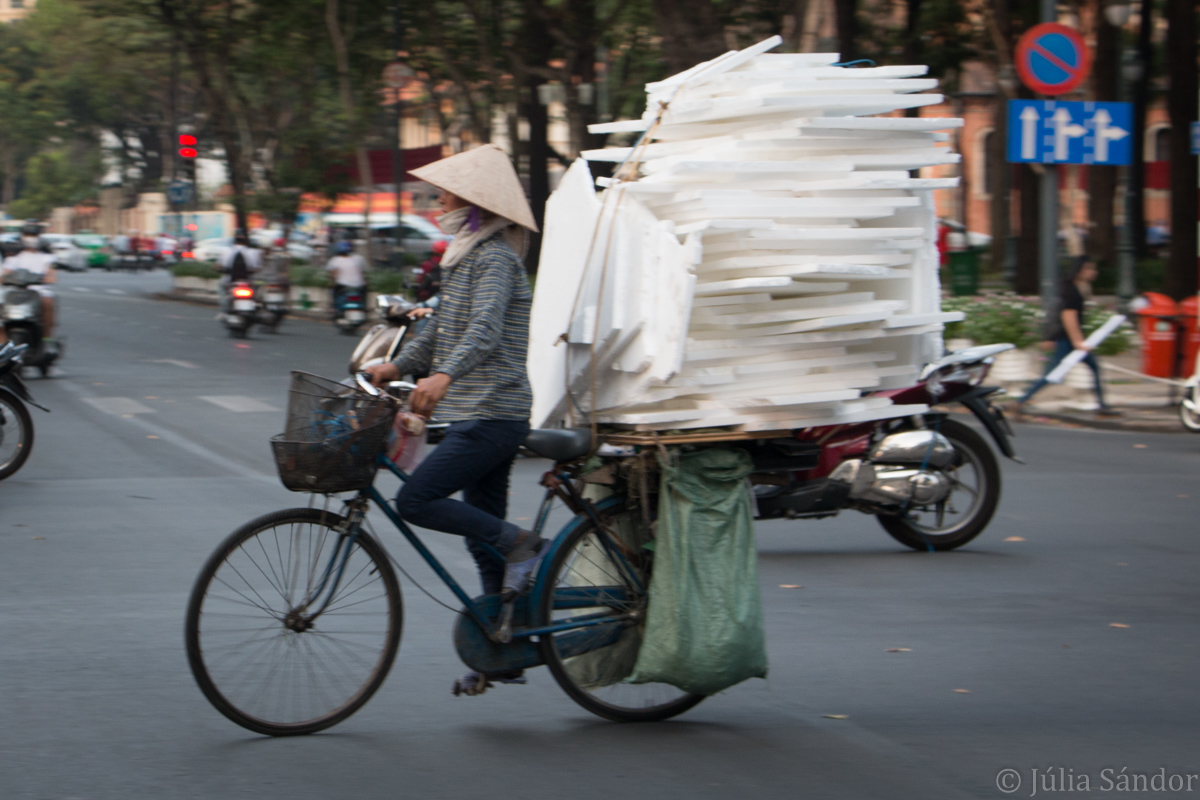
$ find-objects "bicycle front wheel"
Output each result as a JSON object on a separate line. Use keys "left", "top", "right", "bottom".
{"left": 539, "top": 506, "right": 704, "bottom": 722}
{"left": 185, "top": 508, "right": 402, "bottom": 736}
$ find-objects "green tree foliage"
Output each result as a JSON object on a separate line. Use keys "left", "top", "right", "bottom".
{"left": 9, "top": 148, "right": 102, "bottom": 219}
{"left": 0, "top": 20, "right": 60, "bottom": 210}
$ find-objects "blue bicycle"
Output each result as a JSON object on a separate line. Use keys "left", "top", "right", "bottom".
{"left": 184, "top": 372, "right": 703, "bottom": 735}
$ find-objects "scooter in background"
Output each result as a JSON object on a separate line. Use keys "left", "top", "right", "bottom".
{"left": 223, "top": 282, "right": 259, "bottom": 339}
{"left": 743, "top": 344, "right": 1021, "bottom": 552}
{"left": 348, "top": 294, "right": 437, "bottom": 378}
{"left": 334, "top": 286, "right": 368, "bottom": 336}
{"left": 0, "top": 341, "right": 48, "bottom": 480}
{"left": 257, "top": 280, "right": 289, "bottom": 333}
{"left": 0, "top": 269, "right": 61, "bottom": 377}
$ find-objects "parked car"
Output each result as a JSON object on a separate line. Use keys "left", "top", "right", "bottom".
{"left": 72, "top": 233, "right": 110, "bottom": 268}
{"left": 251, "top": 229, "right": 315, "bottom": 261}
{"left": 0, "top": 233, "right": 21, "bottom": 259}
{"left": 326, "top": 213, "right": 452, "bottom": 261}
{"left": 42, "top": 234, "right": 88, "bottom": 272}
{"left": 193, "top": 237, "right": 232, "bottom": 264}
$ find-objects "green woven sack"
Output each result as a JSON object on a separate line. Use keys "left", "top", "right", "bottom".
{"left": 629, "top": 447, "right": 769, "bottom": 695}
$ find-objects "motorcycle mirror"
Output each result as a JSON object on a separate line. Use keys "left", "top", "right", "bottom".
{"left": 354, "top": 372, "right": 382, "bottom": 396}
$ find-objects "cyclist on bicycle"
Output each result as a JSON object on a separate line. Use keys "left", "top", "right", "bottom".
{"left": 364, "top": 145, "right": 542, "bottom": 697}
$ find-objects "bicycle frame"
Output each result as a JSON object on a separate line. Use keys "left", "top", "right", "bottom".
{"left": 305, "top": 454, "right": 644, "bottom": 646}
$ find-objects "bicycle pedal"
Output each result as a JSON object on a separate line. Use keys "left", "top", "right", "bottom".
{"left": 497, "top": 602, "right": 515, "bottom": 644}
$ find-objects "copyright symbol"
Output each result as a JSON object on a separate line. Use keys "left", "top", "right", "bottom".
{"left": 996, "top": 769, "right": 1021, "bottom": 794}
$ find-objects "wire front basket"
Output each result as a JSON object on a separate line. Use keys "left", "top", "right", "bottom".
{"left": 271, "top": 371, "right": 396, "bottom": 493}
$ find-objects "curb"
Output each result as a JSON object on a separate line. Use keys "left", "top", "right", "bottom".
{"left": 1011, "top": 408, "right": 1189, "bottom": 435}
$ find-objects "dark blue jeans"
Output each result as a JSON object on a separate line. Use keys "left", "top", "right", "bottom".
{"left": 395, "top": 419, "right": 530, "bottom": 595}
{"left": 1021, "top": 338, "right": 1107, "bottom": 407}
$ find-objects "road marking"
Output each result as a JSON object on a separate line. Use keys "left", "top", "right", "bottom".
{"left": 82, "top": 397, "right": 155, "bottom": 415}
{"left": 105, "top": 289, "right": 126, "bottom": 295}
{"left": 200, "top": 395, "right": 279, "bottom": 413}
{"left": 143, "top": 358, "right": 199, "bottom": 369}
{"left": 73, "top": 287, "right": 92, "bottom": 293}
{"left": 58, "top": 380, "right": 272, "bottom": 481}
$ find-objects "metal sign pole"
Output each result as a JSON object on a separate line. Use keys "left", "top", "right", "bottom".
{"left": 1039, "top": 0, "right": 1059, "bottom": 309}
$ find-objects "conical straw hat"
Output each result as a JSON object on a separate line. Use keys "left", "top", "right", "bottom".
{"left": 410, "top": 144, "right": 539, "bottom": 232}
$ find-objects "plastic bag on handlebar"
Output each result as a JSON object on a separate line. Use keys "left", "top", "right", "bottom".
{"left": 628, "top": 447, "right": 768, "bottom": 695}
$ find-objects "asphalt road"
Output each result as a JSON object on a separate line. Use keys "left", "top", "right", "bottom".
{"left": 2, "top": 269, "right": 1198, "bottom": 799}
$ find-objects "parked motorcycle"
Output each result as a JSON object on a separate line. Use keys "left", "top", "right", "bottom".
{"left": 256, "top": 280, "right": 289, "bottom": 333}
{"left": 1181, "top": 370, "right": 1200, "bottom": 433}
{"left": 334, "top": 286, "right": 368, "bottom": 336}
{"left": 0, "top": 341, "right": 48, "bottom": 480}
{"left": 739, "top": 343, "right": 1019, "bottom": 551}
{"left": 347, "top": 294, "right": 436, "bottom": 376}
{"left": 223, "top": 281, "right": 259, "bottom": 339}
{"left": 1, "top": 268, "right": 61, "bottom": 377}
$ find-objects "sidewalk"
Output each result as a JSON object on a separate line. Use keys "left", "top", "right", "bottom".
{"left": 997, "top": 348, "right": 1191, "bottom": 434}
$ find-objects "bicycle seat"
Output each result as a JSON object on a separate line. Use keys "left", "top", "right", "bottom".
{"left": 523, "top": 428, "right": 593, "bottom": 462}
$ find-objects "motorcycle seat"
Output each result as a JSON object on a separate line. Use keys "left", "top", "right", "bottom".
{"left": 522, "top": 428, "right": 593, "bottom": 462}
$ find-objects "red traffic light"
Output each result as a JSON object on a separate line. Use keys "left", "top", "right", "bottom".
{"left": 179, "top": 147, "right": 198, "bottom": 159}
{"left": 178, "top": 134, "right": 197, "bottom": 146}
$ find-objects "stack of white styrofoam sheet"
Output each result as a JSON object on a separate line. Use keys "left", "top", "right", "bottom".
{"left": 528, "top": 36, "right": 964, "bottom": 432}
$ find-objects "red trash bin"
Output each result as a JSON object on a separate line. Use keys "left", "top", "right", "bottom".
{"left": 1180, "top": 296, "right": 1199, "bottom": 377}
{"left": 1134, "top": 292, "right": 1180, "bottom": 378}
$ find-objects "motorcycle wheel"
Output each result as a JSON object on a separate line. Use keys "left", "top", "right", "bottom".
{"left": 877, "top": 417, "right": 1001, "bottom": 552}
{"left": 0, "top": 388, "right": 34, "bottom": 481}
{"left": 1179, "top": 384, "right": 1200, "bottom": 433}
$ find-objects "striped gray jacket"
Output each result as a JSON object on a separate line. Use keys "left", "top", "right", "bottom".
{"left": 391, "top": 233, "right": 532, "bottom": 422}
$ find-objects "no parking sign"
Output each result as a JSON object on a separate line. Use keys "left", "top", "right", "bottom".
{"left": 1015, "top": 23, "right": 1090, "bottom": 96}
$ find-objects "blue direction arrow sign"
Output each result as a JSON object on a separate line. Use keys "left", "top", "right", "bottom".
{"left": 1006, "top": 100, "right": 1132, "bottom": 165}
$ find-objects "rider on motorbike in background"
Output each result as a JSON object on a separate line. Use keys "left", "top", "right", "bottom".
{"left": 218, "top": 231, "right": 260, "bottom": 313}
{"left": 326, "top": 240, "right": 367, "bottom": 320}
{"left": 0, "top": 223, "right": 58, "bottom": 343}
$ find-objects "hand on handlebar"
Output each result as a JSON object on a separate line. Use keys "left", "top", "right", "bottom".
{"left": 363, "top": 362, "right": 400, "bottom": 387}
{"left": 408, "top": 307, "right": 433, "bottom": 319}
{"left": 410, "top": 373, "right": 451, "bottom": 418}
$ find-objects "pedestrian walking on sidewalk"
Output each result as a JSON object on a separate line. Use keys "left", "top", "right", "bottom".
{"left": 1018, "top": 258, "right": 1120, "bottom": 416}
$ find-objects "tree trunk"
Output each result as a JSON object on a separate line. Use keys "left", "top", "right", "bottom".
{"left": 648, "top": 0, "right": 727, "bottom": 75}
{"left": 327, "top": 0, "right": 374, "bottom": 265}
{"left": 1016, "top": 164, "right": 1040, "bottom": 294}
{"left": 522, "top": 12, "right": 553, "bottom": 274}
{"left": 1129, "top": 0, "right": 1152, "bottom": 257}
{"left": 1087, "top": 5, "right": 1118, "bottom": 274}
{"left": 987, "top": 0, "right": 1012, "bottom": 286}
{"left": 834, "top": 0, "right": 857, "bottom": 61}
{"left": 1164, "top": 0, "right": 1198, "bottom": 299}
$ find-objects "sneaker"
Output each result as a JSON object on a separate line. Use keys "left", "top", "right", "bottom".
{"left": 501, "top": 538, "right": 549, "bottom": 599}
{"left": 451, "top": 669, "right": 526, "bottom": 697}
{"left": 452, "top": 671, "right": 491, "bottom": 697}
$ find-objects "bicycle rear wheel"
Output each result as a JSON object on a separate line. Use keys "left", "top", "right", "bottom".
{"left": 185, "top": 508, "right": 402, "bottom": 736}
{"left": 538, "top": 506, "right": 704, "bottom": 722}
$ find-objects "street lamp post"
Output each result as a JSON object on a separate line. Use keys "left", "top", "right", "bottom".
{"left": 1105, "top": 0, "right": 1139, "bottom": 308}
